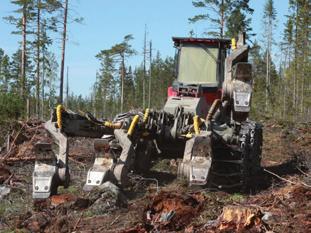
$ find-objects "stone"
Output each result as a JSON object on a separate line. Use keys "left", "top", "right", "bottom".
{"left": 0, "top": 186, "right": 11, "bottom": 199}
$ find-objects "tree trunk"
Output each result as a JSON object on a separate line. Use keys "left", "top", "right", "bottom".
{"left": 265, "top": 49, "right": 269, "bottom": 113}
{"left": 120, "top": 54, "right": 125, "bottom": 113}
{"left": 21, "top": 4, "right": 27, "bottom": 100}
{"left": 148, "top": 41, "right": 152, "bottom": 108}
{"left": 220, "top": 0, "right": 224, "bottom": 38}
{"left": 66, "top": 66, "right": 69, "bottom": 107}
{"left": 293, "top": 1, "right": 299, "bottom": 119}
{"left": 143, "top": 27, "right": 147, "bottom": 109}
{"left": 59, "top": 0, "right": 68, "bottom": 104}
{"left": 103, "top": 86, "right": 106, "bottom": 118}
{"left": 36, "top": 0, "right": 41, "bottom": 118}
{"left": 41, "top": 46, "right": 46, "bottom": 120}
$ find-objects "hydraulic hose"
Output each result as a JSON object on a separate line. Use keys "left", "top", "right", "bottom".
{"left": 206, "top": 99, "right": 221, "bottom": 122}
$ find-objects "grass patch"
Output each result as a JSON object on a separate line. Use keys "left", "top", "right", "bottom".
{"left": 58, "top": 185, "right": 80, "bottom": 195}
{"left": 229, "top": 193, "right": 245, "bottom": 202}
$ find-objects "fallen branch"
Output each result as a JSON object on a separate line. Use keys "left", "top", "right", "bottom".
{"left": 264, "top": 168, "right": 311, "bottom": 188}
{"left": 3, "top": 173, "right": 14, "bottom": 185}
{"left": 1, "top": 121, "right": 28, "bottom": 161}
{"left": 5, "top": 156, "right": 36, "bottom": 162}
{"left": 69, "top": 157, "right": 87, "bottom": 167}
{"left": 73, "top": 212, "right": 83, "bottom": 231}
{"left": 110, "top": 215, "right": 120, "bottom": 226}
{"left": 128, "top": 173, "right": 159, "bottom": 193}
{"left": 296, "top": 166, "right": 311, "bottom": 178}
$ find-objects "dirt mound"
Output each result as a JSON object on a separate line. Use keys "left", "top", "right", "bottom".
{"left": 0, "top": 163, "right": 11, "bottom": 183}
{"left": 144, "top": 191, "right": 205, "bottom": 231}
{"left": 246, "top": 184, "right": 311, "bottom": 232}
{"left": 0, "top": 120, "right": 51, "bottom": 162}
{"left": 0, "top": 120, "right": 311, "bottom": 233}
{"left": 196, "top": 205, "right": 270, "bottom": 233}
{"left": 68, "top": 137, "right": 96, "bottom": 162}
{"left": 0, "top": 119, "right": 95, "bottom": 164}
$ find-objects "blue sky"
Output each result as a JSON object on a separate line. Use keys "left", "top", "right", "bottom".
{"left": 0, "top": 0, "right": 289, "bottom": 96}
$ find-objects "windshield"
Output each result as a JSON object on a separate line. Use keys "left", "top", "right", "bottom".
{"left": 178, "top": 45, "right": 219, "bottom": 85}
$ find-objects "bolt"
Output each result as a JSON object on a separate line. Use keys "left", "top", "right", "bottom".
{"left": 88, "top": 180, "right": 91, "bottom": 183}
{"left": 44, "top": 186, "right": 48, "bottom": 190}
{"left": 96, "top": 180, "right": 100, "bottom": 184}
{"left": 35, "top": 186, "right": 39, "bottom": 190}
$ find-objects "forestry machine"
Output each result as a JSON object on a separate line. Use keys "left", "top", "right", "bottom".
{"left": 32, "top": 33, "right": 262, "bottom": 199}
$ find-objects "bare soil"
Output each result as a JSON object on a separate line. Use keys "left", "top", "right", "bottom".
{"left": 0, "top": 120, "right": 310, "bottom": 233}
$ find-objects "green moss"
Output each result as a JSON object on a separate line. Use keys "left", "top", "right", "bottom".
{"left": 229, "top": 193, "right": 245, "bottom": 202}
{"left": 58, "top": 185, "right": 79, "bottom": 195}
{"left": 83, "top": 210, "right": 95, "bottom": 218}
{"left": 0, "top": 229, "right": 15, "bottom": 233}
{"left": 0, "top": 203, "right": 6, "bottom": 217}
{"left": 151, "top": 159, "right": 177, "bottom": 173}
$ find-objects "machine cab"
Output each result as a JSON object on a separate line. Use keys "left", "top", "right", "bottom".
{"left": 168, "top": 37, "right": 231, "bottom": 105}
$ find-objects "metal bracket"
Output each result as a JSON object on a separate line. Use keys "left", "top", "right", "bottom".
{"left": 32, "top": 120, "right": 69, "bottom": 199}
{"left": 83, "top": 138, "right": 113, "bottom": 191}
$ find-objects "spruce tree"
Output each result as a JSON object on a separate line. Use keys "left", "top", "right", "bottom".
{"left": 189, "top": 0, "right": 253, "bottom": 38}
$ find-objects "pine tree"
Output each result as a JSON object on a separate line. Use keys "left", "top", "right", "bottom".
{"left": 0, "top": 50, "right": 11, "bottom": 93}
{"left": 33, "top": 0, "right": 61, "bottom": 117}
{"left": 262, "top": 0, "right": 277, "bottom": 113}
{"left": 226, "top": 1, "right": 254, "bottom": 39}
{"left": 4, "top": 0, "right": 35, "bottom": 100}
{"left": 189, "top": 0, "right": 253, "bottom": 38}
{"left": 97, "top": 35, "right": 136, "bottom": 113}
{"left": 59, "top": 0, "right": 68, "bottom": 104}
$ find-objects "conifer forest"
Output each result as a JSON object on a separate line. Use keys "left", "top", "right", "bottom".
{"left": 0, "top": 1, "right": 310, "bottom": 232}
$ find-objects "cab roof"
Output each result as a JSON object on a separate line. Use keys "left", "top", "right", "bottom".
{"left": 172, "top": 37, "right": 231, "bottom": 47}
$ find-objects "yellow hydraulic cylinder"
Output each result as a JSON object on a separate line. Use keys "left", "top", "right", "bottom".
{"left": 127, "top": 115, "right": 139, "bottom": 136}
{"left": 143, "top": 108, "right": 149, "bottom": 123}
{"left": 56, "top": 105, "right": 63, "bottom": 129}
{"left": 193, "top": 115, "right": 200, "bottom": 135}
{"left": 231, "top": 38, "right": 237, "bottom": 50}
{"left": 104, "top": 121, "right": 122, "bottom": 129}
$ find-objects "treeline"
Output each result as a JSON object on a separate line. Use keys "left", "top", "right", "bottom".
{"left": 0, "top": 0, "right": 75, "bottom": 121}
{"left": 0, "top": 0, "right": 175, "bottom": 121}
{"left": 1, "top": 0, "right": 310, "bottom": 123}
{"left": 250, "top": 0, "right": 310, "bottom": 122}
{"left": 65, "top": 51, "right": 175, "bottom": 120}
{"left": 0, "top": 47, "right": 58, "bottom": 120}
{"left": 89, "top": 35, "right": 175, "bottom": 119}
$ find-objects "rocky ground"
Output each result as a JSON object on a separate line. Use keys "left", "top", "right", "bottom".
{"left": 0, "top": 120, "right": 310, "bottom": 233}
